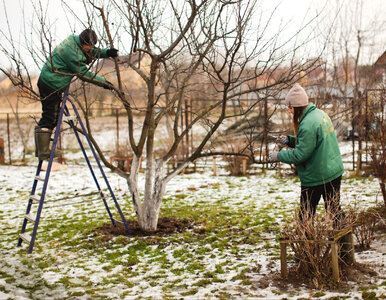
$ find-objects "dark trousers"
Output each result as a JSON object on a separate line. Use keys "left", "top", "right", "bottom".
{"left": 37, "top": 78, "right": 63, "bottom": 130}
{"left": 299, "top": 175, "right": 345, "bottom": 226}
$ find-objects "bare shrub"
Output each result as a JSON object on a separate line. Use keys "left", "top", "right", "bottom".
{"left": 220, "top": 139, "right": 252, "bottom": 176}
{"left": 223, "top": 155, "right": 251, "bottom": 176}
{"left": 282, "top": 213, "right": 340, "bottom": 287}
{"left": 281, "top": 194, "right": 356, "bottom": 287}
{"left": 347, "top": 206, "right": 385, "bottom": 250}
{"left": 282, "top": 196, "right": 385, "bottom": 287}
{"left": 368, "top": 92, "right": 386, "bottom": 205}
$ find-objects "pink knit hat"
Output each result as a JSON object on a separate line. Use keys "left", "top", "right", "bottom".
{"left": 285, "top": 83, "right": 309, "bottom": 107}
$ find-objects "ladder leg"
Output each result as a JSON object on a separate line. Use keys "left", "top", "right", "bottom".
{"left": 66, "top": 116, "right": 116, "bottom": 226}
{"left": 66, "top": 99, "right": 130, "bottom": 234}
{"left": 18, "top": 160, "right": 43, "bottom": 247}
{"left": 23, "top": 87, "right": 70, "bottom": 253}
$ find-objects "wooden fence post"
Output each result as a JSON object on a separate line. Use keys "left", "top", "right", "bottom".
{"left": 331, "top": 242, "right": 340, "bottom": 282}
{"left": 280, "top": 242, "right": 288, "bottom": 279}
{"left": 242, "top": 157, "right": 247, "bottom": 175}
{"left": 7, "top": 113, "right": 11, "bottom": 164}
{"left": 212, "top": 156, "right": 217, "bottom": 176}
{"left": 0, "top": 138, "right": 5, "bottom": 164}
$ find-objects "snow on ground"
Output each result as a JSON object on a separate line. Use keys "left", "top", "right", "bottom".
{"left": 0, "top": 154, "right": 385, "bottom": 299}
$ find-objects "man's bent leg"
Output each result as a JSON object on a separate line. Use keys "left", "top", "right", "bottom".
{"left": 36, "top": 78, "right": 63, "bottom": 160}
{"left": 37, "top": 78, "right": 62, "bottom": 130}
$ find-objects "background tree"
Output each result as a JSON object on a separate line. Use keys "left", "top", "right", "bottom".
{"left": 0, "top": 0, "right": 328, "bottom": 231}
{"left": 322, "top": 0, "right": 386, "bottom": 170}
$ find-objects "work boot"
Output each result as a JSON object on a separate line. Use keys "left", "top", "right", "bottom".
{"left": 34, "top": 127, "right": 62, "bottom": 160}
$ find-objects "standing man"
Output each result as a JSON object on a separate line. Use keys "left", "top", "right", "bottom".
{"left": 35, "top": 29, "right": 118, "bottom": 160}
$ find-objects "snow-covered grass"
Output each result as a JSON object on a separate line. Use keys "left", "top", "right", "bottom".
{"left": 0, "top": 160, "right": 385, "bottom": 299}
{"left": 0, "top": 114, "right": 384, "bottom": 298}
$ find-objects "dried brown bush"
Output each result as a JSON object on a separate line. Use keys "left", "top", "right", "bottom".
{"left": 281, "top": 212, "right": 344, "bottom": 286}
{"left": 347, "top": 206, "right": 385, "bottom": 250}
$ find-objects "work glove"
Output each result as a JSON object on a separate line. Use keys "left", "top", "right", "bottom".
{"left": 106, "top": 48, "right": 119, "bottom": 58}
{"left": 276, "top": 135, "right": 288, "bottom": 145}
{"left": 268, "top": 151, "right": 280, "bottom": 162}
{"left": 103, "top": 80, "right": 114, "bottom": 90}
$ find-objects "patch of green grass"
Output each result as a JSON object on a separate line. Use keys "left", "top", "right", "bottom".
{"left": 181, "top": 288, "right": 198, "bottom": 296}
{"left": 362, "top": 290, "right": 377, "bottom": 300}
{"left": 174, "top": 194, "right": 188, "bottom": 200}
{"left": 173, "top": 248, "right": 191, "bottom": 258}
{"left": 186, "top": 261, "right": 205, "bottom": 273}
{"left": 170, "top": 268, "right": 185, "bottom": 276}
{"left": 68, "top": 291, "right": 85, "bottom": 297}
{"left": 193, "top": 279, "right": 212, "bottom": 287}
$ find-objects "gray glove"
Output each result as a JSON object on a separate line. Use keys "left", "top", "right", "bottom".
{"left": 276, "top": 135, "right": 288, "bottom": 145}
{"left": 268, "top": 151, "right": 280, "bottom": 162}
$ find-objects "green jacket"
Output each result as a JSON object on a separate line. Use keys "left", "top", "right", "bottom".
{"left": 39, "top": 35, "right": 109, "bottom": 91}
{"left": 278, "top": 103, "right": 344, "bottom": 187}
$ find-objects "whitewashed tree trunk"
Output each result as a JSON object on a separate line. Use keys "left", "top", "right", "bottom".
{"left": 128, "top": 156, "right": 169, "bottom": 232}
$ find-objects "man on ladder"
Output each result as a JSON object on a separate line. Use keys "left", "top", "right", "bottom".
{"left": 35, "top": 28, "right": 118, "bottom": 160}
{"left": 18, "top": 29, "right": 130, "bottom": 253}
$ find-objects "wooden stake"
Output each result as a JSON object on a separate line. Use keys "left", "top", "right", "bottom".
{"left": 280, "top": 242, "right": 288, "bottom": 279}
{"left": 331, "top": 242, "right": 340, "bottom": 282}
{"left": 242, "top": 157, "right": 247, "bottom": 175}
{"left": 0, "top": 138, "right": 5, "bottom": 164}
{"left": 7, "top": 113, "right": 11, "bottom": 164}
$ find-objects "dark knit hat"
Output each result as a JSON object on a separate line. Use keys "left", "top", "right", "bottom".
{"left": 79, "top": 29, "right": 98, "bottom": 46}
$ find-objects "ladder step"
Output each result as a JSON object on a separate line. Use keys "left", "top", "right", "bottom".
{"left": 112, "top": 218, "right": 124, "bottom": 224}
{"left": 35, "top": 175, "right": 45, "bottom": 182}
{"left": 19, "top": 233, "right": 32, "bottom": 244}
{"left": 25, "top": 213, "right": 36, "bottom": 223}
{"left": 30, "top": 195, "right": 41, "bottom": 203}
{"left": 63, "top": 116, "right": 78, "bottom": 121}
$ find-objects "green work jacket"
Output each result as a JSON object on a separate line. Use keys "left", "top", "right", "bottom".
{"left": 39, "top": 35, "right": 109, "bottom": 91}
{"left": 278, "top": 103, "right": 344, "bottom": 187}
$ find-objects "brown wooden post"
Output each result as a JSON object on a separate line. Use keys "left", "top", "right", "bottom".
{"left": 7, "top": 113, "right": 11, "bottom": 164}
{"left": 242, "top": 157, "right": 247, "bottom": 175}
{"left": 185, "top": 99, "right": 189, "bottom": 158}
{"left": 212, "top": 156, "right": 217, "bottom": 176}
{"left": 264, "top": 97, "right": 268, "bottom": 171}
{"left": 351, "top": 97, "right": 355, "bottom": 170}
{"left": 116, "top": 108, "right": 119, "bottom": 155}
{"left": 0, "top": 138, "right": 5, "bottom": 164}
{"left": 331, "top": 242, "right": 340, "bottom": 282}
{"left": 280, "top": 242, "right": 288, "bottom": 279}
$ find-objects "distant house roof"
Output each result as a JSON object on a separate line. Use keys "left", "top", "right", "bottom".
{"left": 374, "top": 50, "right": 386, "bottom": 67}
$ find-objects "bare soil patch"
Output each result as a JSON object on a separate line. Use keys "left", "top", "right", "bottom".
{"left": 94, "top": 217, "right": 196, "bottom": 241}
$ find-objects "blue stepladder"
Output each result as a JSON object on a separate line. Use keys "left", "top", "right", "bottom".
{"left": 18, "top": 86, "right": 130, "bottom": 253}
